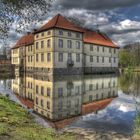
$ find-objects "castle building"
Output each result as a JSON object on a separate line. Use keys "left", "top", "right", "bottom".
{"left": 11, "top": 14, "right": 119, "bottom": 75}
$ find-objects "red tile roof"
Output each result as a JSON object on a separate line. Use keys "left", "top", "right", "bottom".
{"left": 35, "top": 14, "right": 84, "bottom": 33}
{"left": 82, "top": 98, "right": 116, "bottom": 115}
{"left": 15, "top": 93, "right": 34, "bottom": 109}
{"left": 83, "top": 30, "right": 118, "bottom": 48}
{"left": 12, "top": 33, "right": 34, "bottom": 49}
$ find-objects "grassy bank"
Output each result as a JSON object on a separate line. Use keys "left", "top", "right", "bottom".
{"left": 133, "top": 114, "right": 140, "bottom": 140}
{"left": 123, "top": 67, "right": 140, "bottom": 73}
{"left": 0, "top": 96, "right": 76, "bottom": 140}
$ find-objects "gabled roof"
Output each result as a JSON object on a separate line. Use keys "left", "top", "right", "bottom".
{"left": 35, "top": 14, "right": 84, "bottom": 33}
{"left": 12, "top": 14, "right": 118, "bottom": 49}
{"left": 35, "top": 14, "right": 118, "bottom": 48}
{"left": 12, "top": 33, "right": 34, "bottom": 49}
{"left": 83, "top": 30, "right": 118, "bottom": 48}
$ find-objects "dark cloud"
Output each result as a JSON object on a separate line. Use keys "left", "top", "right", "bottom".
{"left": 55, "top": 0, "right": 140, "bottom": 10}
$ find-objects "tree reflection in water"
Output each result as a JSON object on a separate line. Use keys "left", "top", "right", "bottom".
{"left": 119, "top": 72, "right": 140, "bottom": 135}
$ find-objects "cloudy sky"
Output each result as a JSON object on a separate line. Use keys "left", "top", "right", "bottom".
{"left": 3, "top": 0, "right": 140, "bottom": 48}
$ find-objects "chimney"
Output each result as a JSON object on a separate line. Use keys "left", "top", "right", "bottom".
{"left": 33, "top": 29, "right": 37, "bottom": 32}
{"left": 27, "top": 32, "right": 31, "bottom": 35}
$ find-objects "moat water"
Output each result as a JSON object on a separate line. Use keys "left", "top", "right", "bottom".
{"left": 0, "top": 72, "right": 139, "bottom": 136}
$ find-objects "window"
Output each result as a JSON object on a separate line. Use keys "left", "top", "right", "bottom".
{"left": 102, "top": 57, "right": 104, "bottom": 63}
{"left": 28, "top": 56, "right": 30, "bottom": 62}
{"left": 108, "top": 82, "right": 111, "bottom": 88}
{"left": 67, "top": 88, "right": 72, "bottom": 96}
{"left": 31, "top": 46, "right": 32, "bottom": 51}
{"left": 47, "top": 31, "right": 51, "bottom": 35}
{"left": 114, "top": 57, "right": 116, "bottom": 63}
{"left": 89, "top": 95, "right": 93, "bottom": 102}
{"left": 28, "top": 46, "right": 30, "bottom": 52}
{"left": 114, "top": 49, "right": 116, "bottom": 54}
{"left": 90, "top": 56, "right": 93, "bottom": 62}
{"left": 90, "top": 45, "right": 93, "bottom": 51}
{"left": 36, "top": 54, "right": 38, "bottom": 62}
{"left": 68, "top": 53, "right": 72, "bottom": 60}
{"left": 59, "top": 39, "right": 63, "bottom": 48}
{"left": 75, "top": 99, "right": 79, "bottom": 106}
{"left": 36, "top": 34, "right": 39, "bottom": 38}
{"left": 76, "top": 54, "right": 80, "bottom": 62}
{"left": 31, "top": 56, "right": 32, "bottom": 62}
{"left": 96, "top": 94, "right": 98, "bottom": 100}
{"left": 36, "top": 97, "right": 38, "bottom": 105}
{"left": 75, "top": 86, "right": 80, "bottom": 94}
{"left": 47, "top": 53, "right": 51, "bottom": 62}
{"left": 102, "top": 83, "right": 104, "bottom": 89}
{"left": 59, "top": 53, "right": 63, "bottom": 62}
{"left": 109, "top": 48, "right": 111, "bottom": 53}
{"left": 108, "top": 91, "right": 111, "bottom": 97}
{"left": 109, "top": 57, "right": 111, "bottom": 63}
{"left": 89, "top": 84, "right": 93, "bottom": 91}
{"left": 103, "top": 47, "right": 105, "bottom": 52}
{"left": 47, "top": 101, "right": 50, "bottom": 109}
{"left": 97, "top": 56, "right": 99, "bottom": 63}
{"left": 58, "top": 101, "right": 63, "bottom": 109}
{"left": 36, "top": 42, "right": 39, "bottom": 50}
{"left": 47, "top": 88, "right": 51, "bottom": 97}
{"left": 67, "top": 40, "right": 72, "bottom": 48}
{"left": 47, "top": 39, "right": 50, "bottom": 48}
{"left": 36, "top": 85, "right": 39, "bottom": 94}
{"left": 97, "top": 46, "right": 99, "bottom": 52}
{"left": 96, "top": 83, "right": 98, "bottom": 90}
{"left": 41, "top": 41, "right": 44, "bottom": 48}
{"left": 68, "top": 32, "right": 71, "bottom": 37}
{"left": 41, "top": 53, "right": 44, "bottom": 62}
{"left": 101, "top": 93, "right": 104, "bottom": 99}
{"left": 59, "top": 30, "right": 63, "bottom": 35}
{"left": 113, "top": 90, "right": 115, "bottom": 96}
{"left": 67, "top": 100, "right": 71, "bottom": 107}
{"left": 76, "top": 33, "right": 80, "bottom": 38}
{"left": 58, "top": 88, "right": 63, "bottom": 97}
{"left": 41, "top": 99, "right": 44, "bottom": 107}
{"left": 113, "top": 81, "right": 115, "bottom": 87}
{"left": 41, "top": 86, "right": 44, "bottom": 95}
{"left": 76, "top": 41, "right": 80, "bottom": 49}
{"left": 41, "top": 32, "right": 44, "bottom": 37}
{"left": 28, "top": 82, "right": 30, "bottom": 88}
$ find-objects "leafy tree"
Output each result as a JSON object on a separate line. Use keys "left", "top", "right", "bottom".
{"left": 0, "top": 0, "right": 54, "bottom": 40}
{"left": 119, "top": 49, "right": 135, "bottom": 68}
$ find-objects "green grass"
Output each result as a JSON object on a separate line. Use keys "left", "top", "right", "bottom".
{"left": 0, "top": 96, "right": 76, "bottom": 140}
{"left": 133, "top": 113, "right": 140, "bottom": 140}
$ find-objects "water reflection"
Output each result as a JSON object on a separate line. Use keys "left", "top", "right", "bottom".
{"left": 11, "top": 74, "right": 118, "bottom": 129}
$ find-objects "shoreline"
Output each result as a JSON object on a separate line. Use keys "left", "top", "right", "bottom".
{"left": 0, "top": 95, "right": 79, "bottom": 140}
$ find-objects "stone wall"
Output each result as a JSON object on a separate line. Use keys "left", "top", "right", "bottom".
{"left": 84, "top": 67, "right": 119, "bottom": 74}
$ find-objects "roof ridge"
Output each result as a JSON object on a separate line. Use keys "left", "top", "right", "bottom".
{"left": 54, "top": 14, "right": 60, "bottom": 27}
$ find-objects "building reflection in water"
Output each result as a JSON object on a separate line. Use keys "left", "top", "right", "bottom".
{"left": 11, "top": 74, "right": 118, "bottom": 129}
